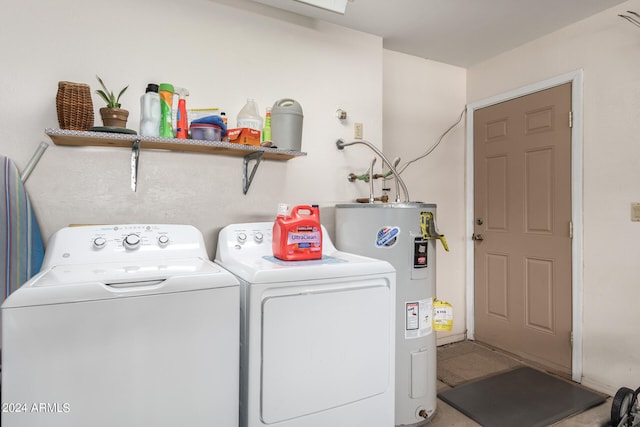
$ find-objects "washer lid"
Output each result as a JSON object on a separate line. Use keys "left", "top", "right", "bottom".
{"left": 216, "top": 249, "right": 395, "bottom": 284}
{"left": 2, "top": 258, "right": 239, "bottom": 308}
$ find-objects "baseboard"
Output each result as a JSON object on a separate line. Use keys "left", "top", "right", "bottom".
{"left": 580, "top": 377, "right": 615, "bottom": 397}
{"left": 436, "top": 331, "right": 467, "bottom": 346}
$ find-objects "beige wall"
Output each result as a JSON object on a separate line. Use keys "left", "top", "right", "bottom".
{"left": 383, "top": 51, "right": 467, "bottom": 344}
{"left": 468, "top": 0, "right": 640, "bottom": 394}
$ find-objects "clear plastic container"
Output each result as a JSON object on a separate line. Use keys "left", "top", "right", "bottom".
{"left": 190, "top": 123, "right": 222, "bottom": 141}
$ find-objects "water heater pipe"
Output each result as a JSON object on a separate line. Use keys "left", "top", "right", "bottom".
{"left": 368, "top": 157, "right": 376, "bottom": 203}
{"left": 392, "top": 157, "right": 401, "bottom": 203}
{"left": 336, "top": 139, "right": 410, "bottom": 203}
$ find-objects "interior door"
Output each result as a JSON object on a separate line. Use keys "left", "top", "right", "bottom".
{"left": 473, "top": 83, "right": 572, "bottom": 375}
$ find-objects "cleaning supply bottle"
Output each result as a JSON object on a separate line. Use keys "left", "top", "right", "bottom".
{"left": 237, "top": 98, "right": 262, "bottom": 131}
{"left": 174, "top": 87, "right": 189, "bottom": 139}
{"left": 272, "top": 204, "right": 322, "bottom": 261}
{"left": 159, "top": 83, "right": 174, "bottom": 138}
{"left": 262, "top": 107, "right": 272, "bottom": 142}
{"left": 139, "top": 83, "right": 161, "bottom": 137}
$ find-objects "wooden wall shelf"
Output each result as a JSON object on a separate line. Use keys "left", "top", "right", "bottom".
{"left": 45, "top": 128, "right": 306, "bottom": 194}
{"left": 45, "top": 128, "right": 306, "bottom": 160}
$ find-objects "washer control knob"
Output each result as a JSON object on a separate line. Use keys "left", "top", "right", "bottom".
{"left": 123, "top": 233, "right": 142, "bottom": 250}
{"left": 237, "top": 232, "right": 247, "bottom": 243}
{"left": 93, "top": 237, "right": 107, "bottom": 249}
{"left": 157, "top": 235, "right": 170, "bottom": 247}
{"left": 254, "top": 232, "right": 264, "bottom": 243}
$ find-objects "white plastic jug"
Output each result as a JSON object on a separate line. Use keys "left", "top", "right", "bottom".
{"left": 237, "top": 98, "right": 262, "bottom": 131}
{"left": 140, "top": 84, "right": 161, "bottom": 137}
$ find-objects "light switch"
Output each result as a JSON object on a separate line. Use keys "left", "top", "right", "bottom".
{"left": 354, "top": 122, "right": 363, "bottom": 139}
{"left": 632, "top": 203, "right": 640, "bottom": 222}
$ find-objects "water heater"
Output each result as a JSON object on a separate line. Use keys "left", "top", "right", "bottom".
{"left": 335, "top": 202, "right": 439, "bottom": 426}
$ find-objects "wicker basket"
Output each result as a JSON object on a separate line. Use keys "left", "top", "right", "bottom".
{"left": 56, "top": 81, "right": 94, "bottom": 130}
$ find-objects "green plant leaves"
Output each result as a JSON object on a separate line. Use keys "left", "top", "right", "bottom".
{"left": 95, "top": 75, "right": 128, "bottom": 109}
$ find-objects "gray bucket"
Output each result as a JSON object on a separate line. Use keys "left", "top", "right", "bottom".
{"left": 271, "top": 99, "right": 303, "bottom": 151}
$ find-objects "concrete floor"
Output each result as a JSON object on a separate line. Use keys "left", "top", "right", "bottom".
{"left": 431, "top": 341, "right": 612, "bottom": 427}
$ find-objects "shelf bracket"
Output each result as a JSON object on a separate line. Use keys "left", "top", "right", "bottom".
{"left": 243, "top": 151, "right": 264, "bottom": 194}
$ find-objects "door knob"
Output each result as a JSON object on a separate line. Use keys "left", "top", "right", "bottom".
{"left": 472, "top": 233, "right": 484, "bottom": 241}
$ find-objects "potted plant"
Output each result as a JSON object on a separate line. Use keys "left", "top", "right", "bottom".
{"left": 95, "top": 75, "right": 129, "bottom": 128}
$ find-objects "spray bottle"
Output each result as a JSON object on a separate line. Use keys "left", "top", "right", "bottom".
{"left": 159, "top": 83, "right": 174, "bottom": 138}
{"left": 175, "top": 87, "right": 189, "bottom": 139}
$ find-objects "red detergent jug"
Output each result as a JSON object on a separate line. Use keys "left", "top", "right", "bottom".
{"left": 272, "top": 205, "right": 322, "bottom": 261}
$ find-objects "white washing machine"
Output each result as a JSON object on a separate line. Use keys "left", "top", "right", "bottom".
{"left": 1, "top": 224, "right": 240, "bottom": 427}
{"left": 215, "top": 222, "right": 396, "bottom": 427}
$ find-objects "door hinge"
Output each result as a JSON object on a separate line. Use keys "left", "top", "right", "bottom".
{"left": 569, "top": 221, "right": 573, "bottom": 239}
{"left": 570, "top": 331, "right": 574, "bottom": 346}
{"left": 568, "top": 111, "right": 573, "bottom": 128}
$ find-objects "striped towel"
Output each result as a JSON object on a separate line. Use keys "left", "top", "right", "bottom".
{"left": 1, "top": 156, "right": 44, "bottom": 302}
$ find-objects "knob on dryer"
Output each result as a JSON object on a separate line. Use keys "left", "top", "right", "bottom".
{"left": 123, "top": 233, "right": 142, "bottom": 250}
{"left": 93, "top": 237, "right": 107, "bottom": 249}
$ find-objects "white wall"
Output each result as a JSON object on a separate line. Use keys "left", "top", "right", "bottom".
{"left": 467, "top": 0, "right": 640, "bottom": 395}
{"left": 383, "top": 51, "right": 467, "bottom": 344}
{"left": 0, "top": 0, "right": 386, "bottom": 257}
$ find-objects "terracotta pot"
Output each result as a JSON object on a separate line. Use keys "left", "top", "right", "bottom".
{"left": 99, "top": 107, "right": 129, "bottom": 128}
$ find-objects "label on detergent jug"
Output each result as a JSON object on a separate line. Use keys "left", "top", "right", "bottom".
{"left": 405, "top": 297, "right": 433, "bottom": 339}
{"left": 288, "top": 226, "right": 321, "bottom": 248}
{"left": 375, "top": 226, "right": 400, "bottom": 248}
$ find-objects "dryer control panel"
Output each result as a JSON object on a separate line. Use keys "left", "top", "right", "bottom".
{"left": 220, "top": 223, "right": 275, "bottom": 257}
{"left": 216, "top": 222, "right": 337, "bottom": 263}
{"left": 42, "top": 224, "right": 209, "bottom": 267}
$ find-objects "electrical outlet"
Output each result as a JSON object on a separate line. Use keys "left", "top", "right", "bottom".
{"left": 632, "top": 202, "right": 640, "bottom": 222}
{"left": 354, "top": 122, "right": 363, "bottom": 139}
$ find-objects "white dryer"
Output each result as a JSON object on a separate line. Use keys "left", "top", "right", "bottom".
{"left": 1, "top": 224, "right": 240, "bottom": 427}
{"left": 215, "top": 222, "right": 396, "bottom": 427}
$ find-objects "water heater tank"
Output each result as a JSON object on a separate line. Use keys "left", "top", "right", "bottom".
{"left": 335, "top": 202, "right": 438, "bottom": 426}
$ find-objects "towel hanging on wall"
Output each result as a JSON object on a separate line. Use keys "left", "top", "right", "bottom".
{"left": 1, "top": 156, "right": 44, "bottom": 301}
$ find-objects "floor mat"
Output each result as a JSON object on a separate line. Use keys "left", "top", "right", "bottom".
{"left": 437, "top": 366, "right": 606, "bottom": 427}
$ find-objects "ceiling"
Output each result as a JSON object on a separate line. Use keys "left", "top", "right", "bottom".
{"left": 250, "top": 0, "right": 627, "bottom": 67}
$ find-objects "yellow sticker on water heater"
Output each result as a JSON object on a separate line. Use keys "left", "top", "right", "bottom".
{"left": 433, "top": 299, "right": 453, "bottom": 332}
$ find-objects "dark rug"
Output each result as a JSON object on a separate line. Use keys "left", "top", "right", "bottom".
{"left": 438, "top": 366, "right": 606, "bottom": 427}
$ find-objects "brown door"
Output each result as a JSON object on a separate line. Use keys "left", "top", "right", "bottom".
{"left": 473, "top": 83, "right": 572, "bottom": 375}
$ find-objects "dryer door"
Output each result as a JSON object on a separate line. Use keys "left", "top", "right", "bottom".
{"left": 260, "top": 278, "right": 392, "bottom": 423}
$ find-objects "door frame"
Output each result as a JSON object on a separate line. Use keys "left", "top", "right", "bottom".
{"left": 465, "top": 70, "right": 584, "bottom": 382}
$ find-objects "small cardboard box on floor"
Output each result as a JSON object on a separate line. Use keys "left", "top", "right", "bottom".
{"left": 227, "top": 128, "right": 261, "bottom": 146}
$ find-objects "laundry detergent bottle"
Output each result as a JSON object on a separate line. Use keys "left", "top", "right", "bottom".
{"left": 272, "top": 204, "right": 322, "bottom": 261}
{"left": 159, "top": 83, "right": 174, "bottom": 138}
{"left": 139, "top": 83, "right": 161, "bottom": 137}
